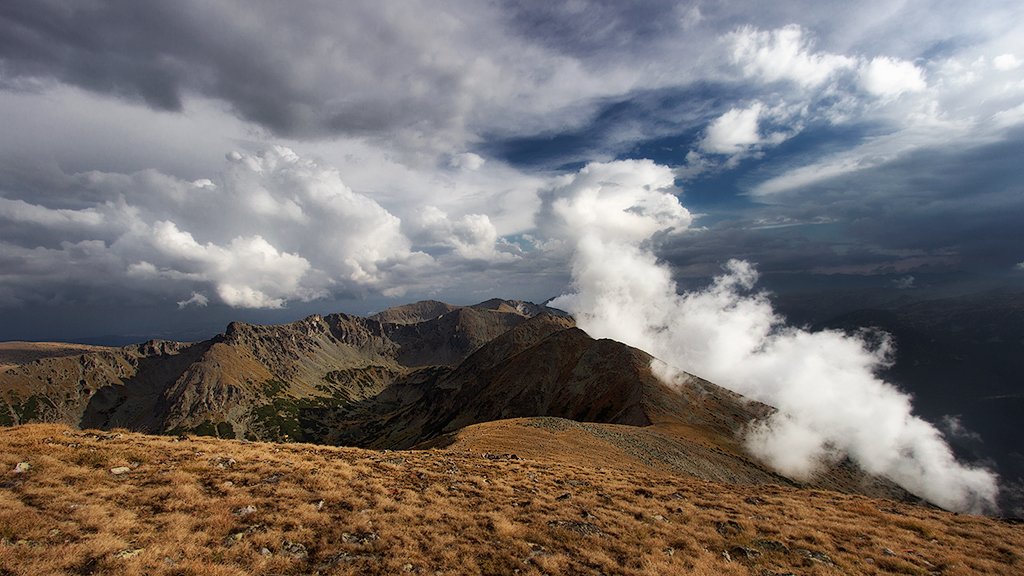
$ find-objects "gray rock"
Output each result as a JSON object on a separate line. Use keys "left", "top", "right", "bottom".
{"left": 752, "top": 539, "right": 789, "bottom": 553}
{"left": 729, "top": 546, "right": 761, "bottom": 560}
{"left": 715, "top": 520, "right": 743, "bottom": 536}
{"left": 281, "top": 540, "right": 308, "bottom": 559}
{"left": 234, "top": 505, "right": 257, "bottom": 516}
{"left": 547, "top": 519, "right": 603, "bottom": 536}
{"left": 114, "top": 548, "right": 143, "bottom": 559}
{"left": 796, "top": 548, "right": 834, "bottom": 565}
{"left": 341, "top": 531, "right": 378, "bottom": 545}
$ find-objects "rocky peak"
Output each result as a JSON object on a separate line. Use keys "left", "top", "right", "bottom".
{"left": 130, "top": 339, "right": 190, "bottom": 357}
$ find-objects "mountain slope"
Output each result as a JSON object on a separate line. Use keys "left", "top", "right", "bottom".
{"left": 385, "top": 306, "right": 532, "bottom": 367}
{"left": 312, "top": 313, "right": 766, "bottom": 452}
{"left": 304, "top": 314, "right": 911, "bottom": 501}
{"left": 2, "top": 424, "right": 1021, "bottom": 576}
{"left": 0, "top": 340, "right": 204, "bottom": 430}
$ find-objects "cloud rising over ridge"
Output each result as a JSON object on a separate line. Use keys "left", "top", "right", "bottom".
{"left": 550, "top": 160, "right": 999, "bottom": 514}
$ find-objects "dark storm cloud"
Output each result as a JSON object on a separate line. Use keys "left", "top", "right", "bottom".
{"left": 0, "top": 1, "right": 857, "bottom": 145}
{"left": 737, "top": 129, "right": 1024, "bottom": 275}
{"left": 1, "top": 1, "right": 197, "bottom": 111}
{"left": 501, "top": 0, "right": 691, "bottom": 58}
{"left": 0, "top": 0, "right": 979, "bottom": 148}
{"left": 0, "top": 0, "right": 482, "bottom": 138}
{"left": 499, "top": 0, "right": 930, "bottom": 61}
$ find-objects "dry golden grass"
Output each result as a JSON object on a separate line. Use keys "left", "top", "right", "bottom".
{"left": 0, "top": 423, "right": 1021, "bottom": 575}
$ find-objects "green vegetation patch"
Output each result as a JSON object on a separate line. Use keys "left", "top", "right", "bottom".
{"left": 168, "top": 420, "right": 236, "bottom": 439}
{"left": 252, "top": 397, "right": 306, "bottom": 442}
{"left": 11, "top": 395, "right": 57, "bottom": 423}
{"left": 0, "top": 403, "right": 14, "bottom": 426}
{"left": 192, "top": 421, "right": 218, "bottom": 437}
{"left": 216, "top": 421, "right": 235, "bottom": 438}
{"left": 249, "top": 371, "right": 404, "bottom": 442}
{"left": 262, "top": 379, "right": 288, "bottom": 396}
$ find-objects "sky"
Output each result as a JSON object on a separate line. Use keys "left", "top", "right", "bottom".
{"left": 2, "top": 0, "right": 1024, "bottom": 342}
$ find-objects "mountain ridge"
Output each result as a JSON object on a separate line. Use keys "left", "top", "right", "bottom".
{"left": 0, "top": 298, "right": 931, "bottom": 507}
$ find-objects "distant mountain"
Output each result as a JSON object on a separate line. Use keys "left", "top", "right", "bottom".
{"left": 369, "top": 299, "right": 461, "bottom": 324}
{"left": 2, "top": 298, "right": 910, "bottom": 505}
{"left": 0, "top": 341, "right": 116, "bottom": 372}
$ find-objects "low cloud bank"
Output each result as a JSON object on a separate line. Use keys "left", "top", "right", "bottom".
{"left": 550, "top": 160, "right": 999, "bottom": 514}
{"left": 0, "top": 147, "right": 529, "bottom": 309}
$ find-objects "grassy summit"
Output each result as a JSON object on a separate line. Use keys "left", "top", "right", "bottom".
{"left": 1, "top": 424, "right": 1020, "bottom": 575}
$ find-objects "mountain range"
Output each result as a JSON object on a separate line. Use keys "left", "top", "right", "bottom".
{"left": 1, "top": 298, "right": 919, "bottom": 507}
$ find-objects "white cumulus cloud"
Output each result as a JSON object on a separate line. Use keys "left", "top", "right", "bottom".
{"left": 546, "top": 159, "right": 692, "bottom": 244}
{"left": 450, "top": 214, "right": 508, "bottom": 261}
{"left": 406, "top": 207, "right": 518, "bottom": 262}
{"left": 729, "top": 25, "right": 856, "bottom": 88}
{"left": 701, "top": 102, "right": 765, "bottom": 154}
{"left": 0, "top": 198, "right": 105, "bottom": 228}
{"left": 860, "top": 56, "right": 927, "bottom": 98}
{"left": 0, "top": 147, "right": 547, "bottom": 309}
{"left": 129, "top": 221, "right": 313, "bottom": 309}
{"left": 448, "top": 152, "right": 486, "bottom": 171}
{"left": 993, "top": 53, "right": 1021, "bottom": 71}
